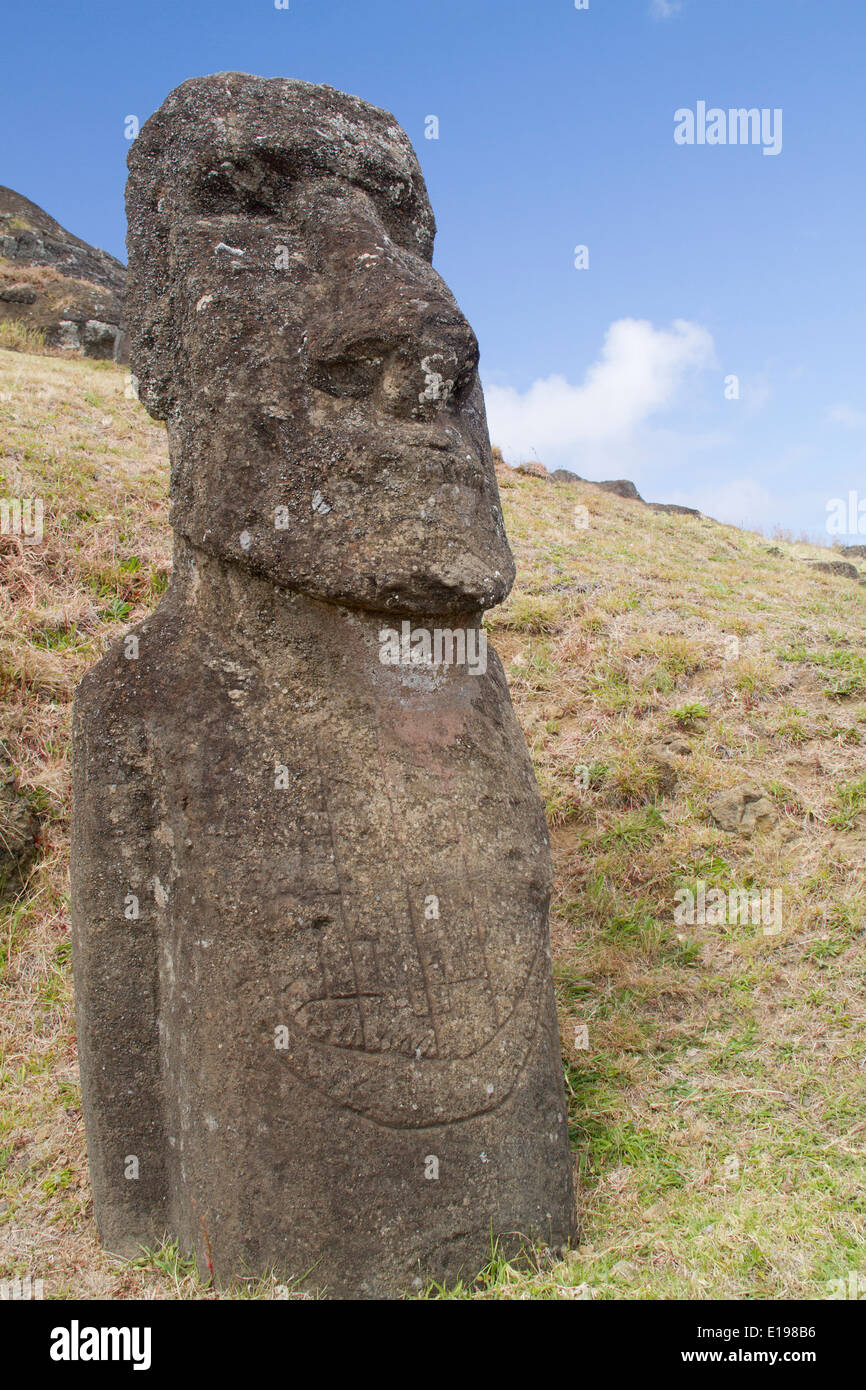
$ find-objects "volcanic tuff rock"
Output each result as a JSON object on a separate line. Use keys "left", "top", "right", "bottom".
{"left": 709, "top": 785, "right": 777, "bottom": 838}
{"left": 646, "top": 735, "right": 692, "bottom": 796}
{"left": 647, "top": 502, "right": 701, "bottom": 517}
{"left": 0, "top": 187, "right": 126, "bottom": 360}
{"left": 547, "top": 467, "right": 702, "bottom": 517}
{"left": 0, "top": 756, "right": 38, "bottom": 901}
{"left": 595, "top": 478, "right": 643, "bottom": 500}
{"left": 550, "top": 468, "right": 582, "bottom": 483}
{"left": 807, "top": 559, "right": 861, "bottom": 581}
{"left": 71, "top": 72, "right": 576, "bottom": 1298}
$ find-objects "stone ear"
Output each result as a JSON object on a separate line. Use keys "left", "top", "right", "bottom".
{"left": 128, "top": 301, "right": 175, "bottom": 422}
{"left": 125, "top": 149, "right": 177, "bottom": 420}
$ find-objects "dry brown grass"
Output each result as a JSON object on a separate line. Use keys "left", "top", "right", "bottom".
{"left": 482, "top": 464, "right": 866, "bottom": 1299}
{"left": 0, "top": 259, "right": 73, "bottom": 292}
{"left": 0, "top": 321, "right": 50, "bottom": 356}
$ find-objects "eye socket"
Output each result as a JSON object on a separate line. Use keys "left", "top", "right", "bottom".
{"left": 190, "top": 167, "right": 277, "bottom": 218}
{"left": 307, "top": 338, "right": 391, "bottom": 399}
{"left": 355, "top": 171, "right": 422, "bottom": 249}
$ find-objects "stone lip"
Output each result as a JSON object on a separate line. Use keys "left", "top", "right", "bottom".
{"left": 0, "top": 186, "right": 127, "bottom": 361}
{"left": 125, "top": 73, "right": 514, "bottom": 616}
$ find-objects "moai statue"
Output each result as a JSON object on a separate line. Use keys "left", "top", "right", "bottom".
{"left": 71, "top": 73, "right": 575, "bottom": 1297}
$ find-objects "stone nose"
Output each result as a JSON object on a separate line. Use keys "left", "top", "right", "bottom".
{"left": 303, "top": 200, "right": 480, "bottom": 420}
{"left": 307, "top": 289, "right": 480, "bottom": 421}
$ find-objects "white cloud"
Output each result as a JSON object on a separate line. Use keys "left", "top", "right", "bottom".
{"left": 827, "top": 402, "right": 866, "bottom": 428}
{"left": 650, "top": 0, "right": 683, "bottom": 18}
{"left": 484, "top": 317, "right": 714, "bottom": 469}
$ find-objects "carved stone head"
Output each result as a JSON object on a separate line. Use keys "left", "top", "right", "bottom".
{"left": 126, "top": 72, "right": 515, "bottom": 615}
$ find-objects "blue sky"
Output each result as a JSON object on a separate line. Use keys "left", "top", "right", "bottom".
{"left": 2, "top": 0, "right": 864, "bottom": 539}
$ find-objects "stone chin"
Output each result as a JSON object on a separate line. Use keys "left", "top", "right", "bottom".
{"left": 167, "top": 431, "right": 515, "bottom": 615}
{"left": 173, "top": 514, "right": 515, "bottom": 617}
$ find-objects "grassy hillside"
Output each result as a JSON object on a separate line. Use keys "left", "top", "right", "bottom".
{"left": 1, "top": 348, "right": 864, "bottom": 1299}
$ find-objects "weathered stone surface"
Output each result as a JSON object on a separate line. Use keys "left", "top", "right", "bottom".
{"left": 656, "top": 735, "right": 692, "bottom": 757}
{"left": 596, "top": 479, "right": 643, "bottom": 500}
{"left": 646, "top": 735, "right": 692, "bottom": 795}
{"left": 71, "top": 73, "right": 575, "bottom": 1297}
{"left": 550, "top": 468, "right": 582, "bottom": 483}
{"left": 546, "top": 468, "right": 703, "bottom": 516}
{"left": 0, "top": 756, "right": 38, "bottom": 901}
{"left": 0, "top": 187, "right": 127, "bottom": 361}
{"left": 647, "top": 502, "right": 701, "bottom": 517}
{"left": 548, "top": 469, "right": 636, "bottom": 496}
{"left": 807, "top": 559, "right": 860, "bottom": 580}
{"left": 514, "top": 461, "right": 549, "bottom": 479}
{"left": 708, "top": 785, "right": 776, "bottom": 838}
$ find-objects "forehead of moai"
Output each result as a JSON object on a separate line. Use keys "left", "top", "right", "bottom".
{"left": 125, "top": 72, "right": 515, "bottom": 615}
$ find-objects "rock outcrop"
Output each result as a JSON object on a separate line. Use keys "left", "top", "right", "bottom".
{"left": 708, "top": 785, "right": 777, "bottom": 838}
{"left": 647, "top": 501, "right": 701, "bottom": 517}
{"left": 0, "top": 187, "right": 126, "bottom": 360}
{"left": 646, "top": 734, "right": 692, "bottom": 795}
{"left": 545, "top": 466, "right": 701, "bottom": 517}
{"left": 595, "top": 478, "right": 643, "bottom": 500}
{"left": 71, "top": 73, "right": 576, "bottom": 1298}
{"left": 550, "top": 468, "right": 581, "bottom": 484}
{"left": 807, "top": 559, "right": 861, "bottom": 580}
